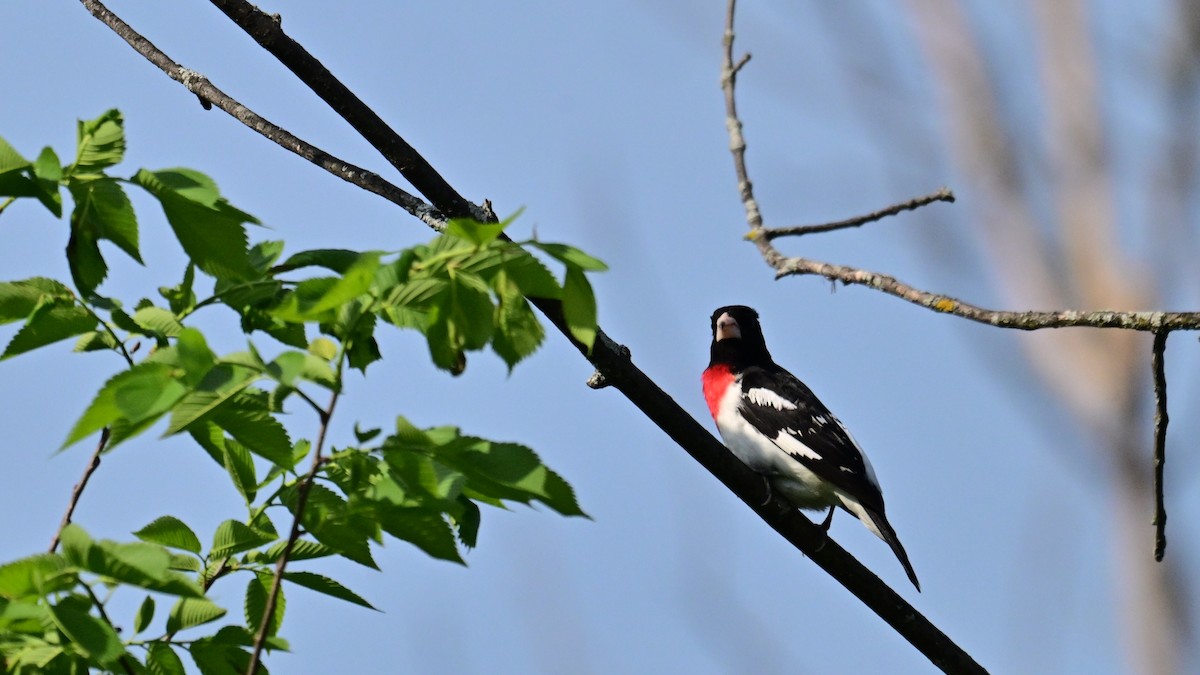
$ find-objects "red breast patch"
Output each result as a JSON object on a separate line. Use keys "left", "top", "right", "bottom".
{"left": 701, "top": 364, "right": 734, "bottom": 419}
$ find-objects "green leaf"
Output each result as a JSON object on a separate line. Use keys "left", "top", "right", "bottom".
{"left": 48, "top": 602, "right": 124, "bottom": 665}
{"left": 71, "top": 109, "right": 125, "bottom": 175}
{"left": 0, "top": 554, "right": 71, "bottom": 600}
{"left": 454, "top": 496, "right": 481, "bottom": 549}
{"left": 133, "top": 168, "right": 256, "bottom": 282}
{"left": 32, "top": 146, "right": 63, "bottom": 217}
{"left": 222, "top": 437, "right": 257, "bottom": 504}
{"left": 0, "top": 277, "right": 73, "bottom": 324}
{"left": 68, "top": 177, "right": 140, "bottom": 265}
{"left": 282, "top": 483, "right": 378, "bottom": 569}
{"left": 205, "top": 392, "right": 293, "bottom": 467}
{"left": 270, "top": 252, "right": 381, "bottom": 323}
{"left": 146, "top": 642, "right": 186, "bottom": 675}
{"left": 132, "top": 306, "right": 183, "bottom": 338}
{"left": 528, "top": 241, "right": 609, "bottom": 271}
{"left": 248, "top": 240, "right": 285, "bottom": 272}
{"left": 438, "top": 438, "right": 586, "bottom": 517}
{"left": 283, "top": 571, "right": 375, "bottom": 610}
{"left": 165, "top": 372, "right": 256, "bottom": 437}
{"left": 445, "top": 218, "right": 508, "bottom": 247}
{"left": 275, "top": 248, "right": 363, "bottom": 274}
{"left": 210, "top": 519, "right": 277, "bottom": 559}
{"left": 165, "top": 597, "right": 226, "bottom": 634}
{"left": 2, "top": 302, "right": 96, "bottom": 359}
{"left": 561, "top": 266, "right": 598, "bottom": 351}
{"left": 490, "top": 270, "right": 544, "bottom": 369}
{"left": 74, "top": 330, "right": 119, "bottom": 352}
{"left": 244, "top": 573, "right": 283, "bottom": 638}
{"left": 159, "top": 263, "right": 197, "bottom": 315}
{"left": 66, "top": 206, "right": 108, "bottom": 297}
{"left": 376, "top": 507, "right": 462, "bottom": 563}
{"left": 133, "top": 516, "right": 202, "bottom": 554}
{"left": 266, "top": 350, "right": 337, "bottom": 390}
{"left": 175, "top": 328, "right": 217, "bottom": 386}
{"left": 62, "top": 362, "right": 186, "bottom": 450}
{"left": 0, "top": 134, "right": 30, "bottom": 175}
{"left": 255, "top": 538, "right": 335, "bottom": 564}
{"left": 133, "top": 595, "right": 155, "bottom": 634}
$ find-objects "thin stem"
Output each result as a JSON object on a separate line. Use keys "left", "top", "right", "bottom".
{"left": 246, "top": 387, "right": 339, "bottom": 675}
{"left": 80, "top": 580, "right": 138, "bottom": 675}
{"left": 1151, "top": 330, "right": 1169, "bottom": 561}
{"left": 49, "top": 427, "right": 111, "bottom": 553}
{"left": 762, "top": 187, "right": 955, "bottom": 239}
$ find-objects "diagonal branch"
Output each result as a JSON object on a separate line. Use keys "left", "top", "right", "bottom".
{"left": 82, "top": 1, "right": 984, "bottom": 672}
{"left": 49, "top": 427, "right": 110, "bottom": 553}
{"left": 77, "top": 0, "right": 443, "bottom": 231}
{"left": 1151, "top": 330, "right": 1169, "bottom": 561}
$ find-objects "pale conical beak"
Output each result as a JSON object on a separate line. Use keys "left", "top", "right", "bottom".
{"left": 715, "top": 313, "right": 741, "bottom": 341}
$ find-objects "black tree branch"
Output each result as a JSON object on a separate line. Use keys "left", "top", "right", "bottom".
{"left": 81, "top": 1, "right": 984, "bottom": 673}
{"left": 1152, "top": 330, "right": 1169, "bottom": 562}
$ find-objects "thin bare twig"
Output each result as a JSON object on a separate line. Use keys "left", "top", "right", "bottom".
{"left": 49, "top": 427, "right": 111, "bottom": 553}
{"left": 762, "top": 187, "right": 955, "bottom": 239}
{"left": 246, "top": 389, "right": 339, "bottom": 675}
{"left": 1151, "top": 330, "right": 1169, "bottom": 561}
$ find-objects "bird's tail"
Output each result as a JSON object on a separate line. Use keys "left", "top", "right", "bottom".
{"left": 860, "top": 506, "right": 921, "bottom": 592}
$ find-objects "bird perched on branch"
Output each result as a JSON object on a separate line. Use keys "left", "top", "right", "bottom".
{"left": 702, "top": 305, "right": 920, "bottom": 590}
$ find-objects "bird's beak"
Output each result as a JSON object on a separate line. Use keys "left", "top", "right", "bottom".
{"left": 715, "top": 312, "right": 741, "bottom": 341}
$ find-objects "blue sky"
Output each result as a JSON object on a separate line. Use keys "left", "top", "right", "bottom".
{"left": 2, "top": 1, "right": 1197, "bottom": 673}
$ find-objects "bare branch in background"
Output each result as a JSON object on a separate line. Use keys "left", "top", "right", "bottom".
{"left": 48, "top": 427, "right": 110, "bottom": 553}
{"left": 761, "top": 187, "right": 954, "bottom": 240}
{"left": 1151, "top": 331, "right": 1169, "bottom": 562}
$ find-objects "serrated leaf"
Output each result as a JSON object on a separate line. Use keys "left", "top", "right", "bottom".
{"left": 0, "top": 134, "right": 30, "bottom": 175}
{"left": 257, "top": 538, "right": 335, "bottom": 563}
{"left": 528, "top": 241, "right": 609, "bottom": 271}
{"left": 2, "top": 302, "right": 96, "bottom": 359}
{"left": 0, "top": 554, "right": 71, "bottom": 600}
{"left": 282, "top": 483, "right": 378, "bottom": 569}
{"left": 48, "top": 602, "right": 124, "bottom": 665}
{"left": 275, "top": 248, "right": 363, "bottom": 274}
{"left": 165, "top": 597, "right": 226, "bottom": 634}
{"left": 0, "top": 277, "right": 72, "bottom": 324}
{"left": 159, "top": 263, "right": 197, "bottom": 315}
{"left": 134, "top": 516, "right": 202, "bottom": 554}
{"left": 244, "top": 573, "right": 283, "bottom": 637}
{"left": 133, "top": 168, "right": 256, "bottom": 282}
{"left": 164, "top": 366, "right": 257, "bottom": 435}
{"left": 270, "top": 253, "right": 381, "bottom": 323}
{"left": 222, "top": 437, "right": 257, "bottom": 504}
{"left": 377, "top": 507, "right": 463, "bottom": 563}
{"left": 439, "top": 438, "right": 586, "bottom": 517}
{"left": 32, "top": 146, "right": 63, "bottom": 217}
{"left": 131, "top": 306, "right": 182, "bottom": 337}
{"left": 74, "top": 330, "right": 119, "bottom": 352}
{"left": 206, "top": 392, "right": 293, "bottom": 467}
{"left": 561, "top": 266, "right": 597, "bottom": 351}
{"left": 445, "top": 218, "right": 508, "bottom": 247}
{"left": 283, "top": 571, "right": 376, "bottom": 610}
{"left": 62, "top": 362, "right": 186, "bottom": 450}
{"left": 454, "top": 496, "right": 481, "bottom": 549}
{"left": 266, "top": 350, "right": 337, "bottom": 389}
{"left": 134, "top": 595, "right": 155, "bottom": 634}
{"left": 491, "top": 270, "right": 544, "bottom": 369}
{"left": 69, "top": 177, "right": 140, "bottom": 264}
{"left": 72, "top": 109, "right": 125, "bottom": 175}
{"left": 146, "top": 642, "right": 186, "bottom": 675}
{"left": 249, "top": 240, "right": 285, "bottom": 272}
{"left": 210, "top": 519, "right": 276, "bottom": 559}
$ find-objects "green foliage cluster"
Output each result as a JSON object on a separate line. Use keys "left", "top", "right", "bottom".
{"left": 0, "top": 111, "right": 600, "bottom": 674}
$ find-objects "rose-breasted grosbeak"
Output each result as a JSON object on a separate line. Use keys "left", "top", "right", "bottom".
{"left": 702, "top": 305, "right": 920, "bottom": 590}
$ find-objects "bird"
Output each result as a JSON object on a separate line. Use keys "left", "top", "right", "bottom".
{"left": 702, "top": 305, "right": 920, "bottom": 590}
